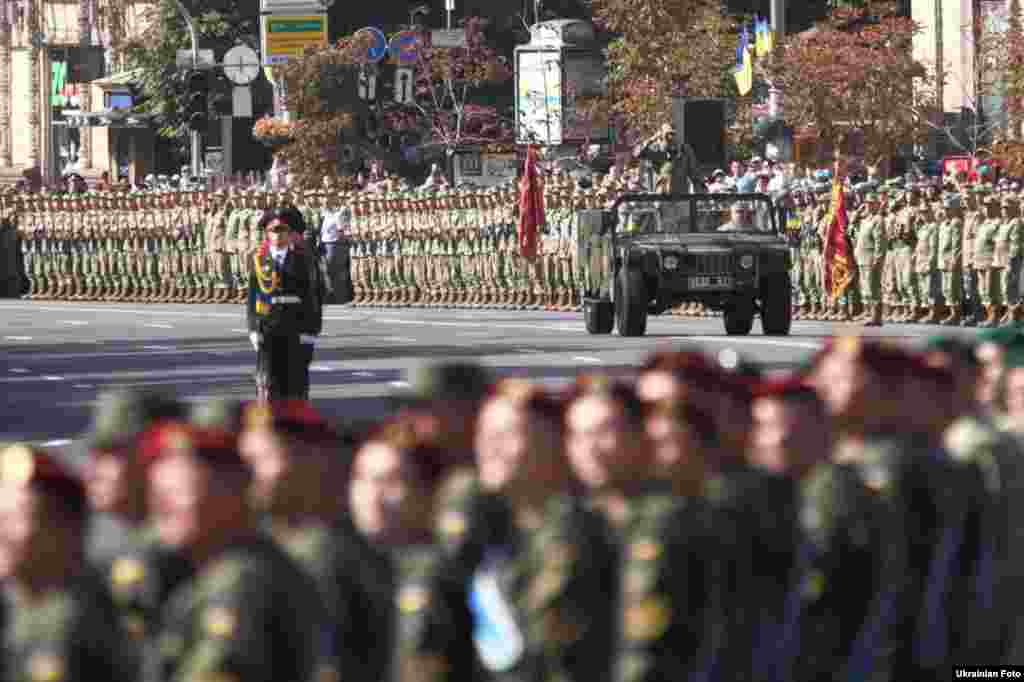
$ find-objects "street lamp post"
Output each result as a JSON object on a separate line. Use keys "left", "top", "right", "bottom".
{"left": 172, "top": 0, "right": 202, "bottom": 178}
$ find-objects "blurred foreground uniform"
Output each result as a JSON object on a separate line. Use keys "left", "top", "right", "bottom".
{"left": 0, "top": 444, "right": 139, "bottom": 682}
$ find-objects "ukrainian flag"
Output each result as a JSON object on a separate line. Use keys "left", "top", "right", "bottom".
{"left": 734, "top": 25, "right": 753, "bottom": 96}
{"left": 764, "top": 18, "right": 775, "bottom": 53}
{"left": 754, "top": 18, "right": 767, "bottom": 58}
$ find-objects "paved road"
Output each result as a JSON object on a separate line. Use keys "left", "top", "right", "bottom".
{"left": 0, "top": 300, "right": 971, "bottom": 454}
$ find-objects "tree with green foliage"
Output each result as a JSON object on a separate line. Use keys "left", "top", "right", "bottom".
{"left": 119, "top": 0, "right": 260, "bottom": 146}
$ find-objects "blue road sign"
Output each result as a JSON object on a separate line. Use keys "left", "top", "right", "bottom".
{"left": 389, "top": 31, "right": 420, "bottom": 65}
{"left": 356, "top": 27, "right": 388, "bottom": 63}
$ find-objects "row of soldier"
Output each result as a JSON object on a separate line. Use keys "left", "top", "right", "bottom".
{"left": 789, "top": 181, "right": 1024, "bottom": 328}
{"left": 5, "top": 326, "right": 1024, "bottom": 681}
{"left": 2, "top": 182, "right": 710, "bottom": 314}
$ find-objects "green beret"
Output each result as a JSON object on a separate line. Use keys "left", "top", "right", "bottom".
{"left": 403, "top": 361, "right": 494, "bottom": 405}
{"left": 86, "top": 389, "right": 188, "bottom": 451}
{"left": 865, "top": 193, "right": 880, "bottom": 202}
{"left": 976, "top": 326, "right": 1023, "bottom": 348}
{"left": 1003, "top": 337, "right": 1024, "bottom": 369}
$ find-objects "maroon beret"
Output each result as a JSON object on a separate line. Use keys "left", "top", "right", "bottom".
{"left": 140, "top": 422, "right": 249, "bottom": 475}
{"left": 0, "top": 444, "right": 88, "bottom": 518}
{"left": 242, "top": 400, "right": 336, "bottom": 445}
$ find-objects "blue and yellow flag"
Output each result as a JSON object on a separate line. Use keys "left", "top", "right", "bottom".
{"left": 754, "top": 18, "right": 767, "bottom": 57}
{"left": 764, "top": 19, "right": 775, "bottom": 53}
{"left": 734, "top": 25, "right": 753, "bottom": 96}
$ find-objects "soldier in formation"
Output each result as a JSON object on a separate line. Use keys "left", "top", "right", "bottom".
{"left": 6, "top": 324, "right": 1024, "bottom": 680}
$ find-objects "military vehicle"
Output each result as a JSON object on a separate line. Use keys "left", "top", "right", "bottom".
{"left": 578, "top": 193, "right": 792, "bottom": 337}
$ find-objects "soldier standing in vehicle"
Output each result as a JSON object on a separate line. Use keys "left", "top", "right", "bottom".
{"left": 633, "top": 123, "right": 704, "bottom": 194}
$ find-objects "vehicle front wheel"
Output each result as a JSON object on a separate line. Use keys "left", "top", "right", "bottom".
{"left": 615, "top": 268, "right": 648, "bottom": 337}
{"left": 724, "top": 297, "right": 755, "bottom": 336}
{"left": 760, "top": 273, "right": 793, "bottom": 336}
{"left": 585, "top": 299, "right": 614, "bottom": 334}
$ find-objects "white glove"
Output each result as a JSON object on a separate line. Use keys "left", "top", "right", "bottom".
{"left": 300, "top": 334, "right": 317, "bottom": 347}
{"left": 249, "top": 332, "right": 262, "bottom": 351}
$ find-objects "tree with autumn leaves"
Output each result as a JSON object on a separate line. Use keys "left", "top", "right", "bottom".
{"left": 586, "top": 0, "right": 739, "bottom": 142}
{"left": 765, "top": 2, "right": 938, "bottom": 170}
{"left": 265, "top": 18, "right": 512, "bottom": 189}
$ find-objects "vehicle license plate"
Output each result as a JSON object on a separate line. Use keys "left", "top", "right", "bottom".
{"left": 688, "top": 275, "right": 732, "bottom": 289}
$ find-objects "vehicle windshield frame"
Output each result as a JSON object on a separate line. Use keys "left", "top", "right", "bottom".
{"left": 613, "top": 193, "right": 777, "bottom": 235}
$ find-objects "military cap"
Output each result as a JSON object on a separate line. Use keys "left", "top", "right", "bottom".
{"left": 831, "top": 336, "right": 913, "bottom": 377}
{"left": 0, "top": 444, "right": 88, "bottom": 519}
{"left": 403, "top": 361, "right": 493, "bottom": 405}
{"left": 1002, "top": 195, "right": 1019, "bottom": 207}
{"left": 1001, "top": 334, "right": 1024, "bottom": 369}
{"left": 864, "top": 193, "right": 880, "bottom": 202}
{"left": 750, "top": 374, "right": 819, "bottom": 401}
{"left": 139, "top": 422, "right": 249, "bottom": 475}
{"left": 970, "top": 185, "right": 990, "bottom": 194}
{"left": 241, "top": 400, "right": 335, "bottom": 445}
{"left": 921, "top": 334, "right": 982, "bottom": 369}
{"left": 86, "top": 389, "right": 188, "bottom": 451}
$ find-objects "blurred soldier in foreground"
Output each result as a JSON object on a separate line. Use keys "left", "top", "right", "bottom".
{"left": 143, "top": 422, "right": 321, "bottom": 682}
{"left": 0, "top": 444, "right": 139, "bottom": 682}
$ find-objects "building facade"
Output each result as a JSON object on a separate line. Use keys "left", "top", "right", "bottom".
{"left": 0, "top": 0, "right": 152, "bottom": 186}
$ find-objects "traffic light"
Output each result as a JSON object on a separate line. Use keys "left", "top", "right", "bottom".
{"left": 185, "top": 70, "right": 208, "bottom": 131}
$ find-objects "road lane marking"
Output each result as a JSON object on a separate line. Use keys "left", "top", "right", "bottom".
{"left": 230, "top": 329, "right": 249, "bottom": 333}
{"left": 142, "top": 345, "right": 176, "bottom": 351}
{"left": 679, "top": 336, "right": 822, "bottom": 350}
{"left": 3, "top": 336, "right": 32, "bottom": 341}
{"left": 41, "top": 375, "right": 63, "bottom": 381}
{"left": 59, "top": 320, "right": 89, "bottom": 326}
{"left": 143, "top": 323, "right": 174, "bottom": 329}
{"left": 353, "top": 371, "right": 375, "bottom": 377}
{"left": 41, "top": 439, "right": 72, "bottom": 447}
{"left": 388, "top": 381, "right": 410, "bottom": 388}
{"left": 574, "top": 356, "right": 603, "bottom": 364}
{"left": 309, "top": 364, "right": 335, "bottom": 372}
{"left": 9, "top": 368, "right": 29, "bottom": 373}
{"left": 72, "top": 384, "right": 93, "bottom": 389}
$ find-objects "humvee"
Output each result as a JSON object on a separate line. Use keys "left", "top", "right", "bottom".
{"left": 578, "top": 193, "right": 792, "bottom": 337}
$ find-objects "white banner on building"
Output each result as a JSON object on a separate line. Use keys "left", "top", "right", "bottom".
{"left": 515, "top": 50, "right": 562, "bottom": 145}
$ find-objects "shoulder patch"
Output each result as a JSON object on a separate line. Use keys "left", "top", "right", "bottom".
{"left": 203, "top": 606, "right": 238, "bottom": 639}
{"left": 438, "top": 511, "right": 467, "bottom": 538}
{"left": 110, "top": 557, "right": 145, "bottom": 589}
{"left": 623, "top": 596, "right": 671, "bottom": 641}
{"left": 629, "top": 539, "right": 662, "bottom": 562}
{"left": 27, "top": 653, "right": 63, "bottom": 682}
{"left": 397, "top": 585, "right": 430, "bottom": 613}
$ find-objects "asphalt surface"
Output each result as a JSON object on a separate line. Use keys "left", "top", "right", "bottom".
{"left": 0, "top": 300, "right": 975, "bottom": 458}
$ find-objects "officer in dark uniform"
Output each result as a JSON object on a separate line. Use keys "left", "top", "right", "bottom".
{"left": 247, "top": 208, "right": 322, "bottom": 401}
{"left": 281, "top": 205, "right": 326, "bottom": 400}
{"left": 632, "top": 123, "right": 704, "bottom": 194}
{"left": 0, "top": 444, "right": 139, "bottom": 682}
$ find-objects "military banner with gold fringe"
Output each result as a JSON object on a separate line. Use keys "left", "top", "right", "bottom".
{"left": 822, "top": 178, "right": 853, "bottom": 301}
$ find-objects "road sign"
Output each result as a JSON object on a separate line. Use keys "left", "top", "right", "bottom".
{"left": 393, "top": 67, "right": 414, "bottom": 104}
{"left": 260, "top": 14, "right": 327, "bottom": 65}
{"left": 431, "top": 29, "right": 466, "bottom": 48}
{"left": 388, "top": 31, "right": 420, "bottom": 65}
{"left": 358, "top": 71, "right": 377, "bottom": 101}
{"left": 356, "top": 27, "right": 388, "bottom": 63}
{"left": 176, "top": 49, "right": 216, "bottom": 68}
{"left": 223, "top": 45, "right": 261, "bottom": 85}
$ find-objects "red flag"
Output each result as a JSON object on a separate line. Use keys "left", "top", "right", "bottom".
{"left": 517, "top": 145, "right": 544, "bottom": 260}
{"left": 822, "top": 178, "right": 853, "bottom": 300}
